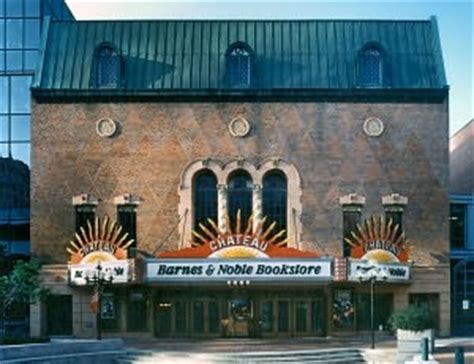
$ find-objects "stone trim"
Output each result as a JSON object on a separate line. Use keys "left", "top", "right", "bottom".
{"left": 382, "top": 193, "right": 408, "bottom": 207}
{"left": 113, "top": 193, "right": 140, "bottom": 206}
{"left": 178, "top": 157, "right": 303, "bottom": 248}
{"left": 72, "top": 194, "right": 98, "bottom": 206}
{"left": 339, "top": 193, "right": 366, "bottom": 207}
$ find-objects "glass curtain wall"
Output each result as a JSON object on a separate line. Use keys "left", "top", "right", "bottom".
{"left": 0, "top": 0, "right": 73, "bottom": 258}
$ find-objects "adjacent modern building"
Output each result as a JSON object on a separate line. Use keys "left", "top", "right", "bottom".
{"left": 449, "top": 119, "right": 474, "bottom": 335}
{"left": 30, "top": 17, "right": 451, "bottom": 338}
{"left": 0, "top": 0, "right": 73, "bottom": 337}
{"left": 0, "top": 0, "right": 73, "bottom": 259}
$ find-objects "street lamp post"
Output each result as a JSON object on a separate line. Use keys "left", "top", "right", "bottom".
{"left": 356, "top": 261, "right": 388, "bottom": 349}
{"left": 85, "top": 262, "right": 113, "bottom": 340}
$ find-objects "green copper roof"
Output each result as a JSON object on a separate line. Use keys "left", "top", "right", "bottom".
{"left": 33, "top": 17, "right": 447, "bottom": 97}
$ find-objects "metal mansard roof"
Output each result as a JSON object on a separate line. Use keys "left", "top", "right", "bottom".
{"left": 32, "top": 17, "right": 448, "bottom": 101}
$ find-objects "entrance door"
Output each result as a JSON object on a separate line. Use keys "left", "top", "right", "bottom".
{"left": 46, "top": 295, "right": 72, "bottom": 336}
{"left": 452, "top": 259, "right": 474, "bottom": 335}
{"left": 155, "top": 302, "right": 172, "bottom": 336}
{"left": 226, "top": 296, "right": 252, "bottom": 337}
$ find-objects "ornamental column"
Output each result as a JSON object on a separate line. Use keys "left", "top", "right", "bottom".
{"left": 253, "top": 184, "right": 263, "bottom": 234}
{"left": 217, "top": 184, "right": 228, "bottom": 233}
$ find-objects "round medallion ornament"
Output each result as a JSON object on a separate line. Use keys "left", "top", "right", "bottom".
{"left": 96, "top": 118, "right": 118, "bottom": 138}
{"left": 228, "top": 117, "right": 250, "bottom": 138}
{"left": 363, "top": 117, "right": 384, "bottom": 137}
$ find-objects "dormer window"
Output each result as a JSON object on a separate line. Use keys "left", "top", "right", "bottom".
{"left": 358, "top": 44, "right": 386, "bottom": 87}
{"left": 226, "top": 43, "right": 253, "bottom": 87}
{"left": 95, "top": 44, "right": 121, "bottom": 88}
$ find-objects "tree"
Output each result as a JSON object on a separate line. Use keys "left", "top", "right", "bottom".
{"left": 0, "top": 260, "right": 49, "bottom": 339}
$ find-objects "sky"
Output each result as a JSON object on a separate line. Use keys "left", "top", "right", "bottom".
{"left": 66, "top": 0, "right": 473, "bottom": 136}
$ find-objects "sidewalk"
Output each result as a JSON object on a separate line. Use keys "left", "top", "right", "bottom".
{"left": 114, "top": 334, "right": 474, "bottom": 363}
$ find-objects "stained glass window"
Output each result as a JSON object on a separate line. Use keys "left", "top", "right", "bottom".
{"left": 96, "top": 45, "right": 120, "bottom": 88}
{"left": 360, "top": 47, "right": 383, "bottom": 87}
{"left": 226, "top": 44, "right": 252, "bottom": 87}
{"left": 262, "top": 170, "right": 287, "bottom": 240}
{"left": 227, "top": 170, "right": 253, "bottom": 231}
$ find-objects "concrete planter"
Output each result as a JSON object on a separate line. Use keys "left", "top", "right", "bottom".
{"left": 396, "top": 329, "right": 435, "bottom": 364}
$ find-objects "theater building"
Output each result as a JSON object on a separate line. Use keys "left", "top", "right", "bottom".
{"left": 30, "top": 18, "right": 451, "bottom": 338}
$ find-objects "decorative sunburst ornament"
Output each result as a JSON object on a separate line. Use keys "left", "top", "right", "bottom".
{"left": 159, "top": 210, "right": 319, "bottom": 259}
{"left": 345, "top": 215, "right": 411, "bottom": 263}
{"left": 192, "top": 210, "right": 287, "bottom": 259}
{"left": 66, "top": 217, "right": 134, "bottom": 264}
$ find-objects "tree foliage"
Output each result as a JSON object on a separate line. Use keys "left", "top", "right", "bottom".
{"left": 0, "top": 260, "right": 49, "bottom": 314}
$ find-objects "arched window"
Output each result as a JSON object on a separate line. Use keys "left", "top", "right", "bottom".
{"left": 262, "top": 170, "right": 287, "bottom": 239}
{"left": 227, "top": 170, "right": 253, "bottom": 231}
{"left": 95, "top": 44, "right": 121, "bottom": 88}
{"left": 193, "top": 170, "right": 218, "bottom": 235}
{"left": 226, "top": 43, "right": 253, "bottom": 87}
{"left": 359, "top": 45, "right": 384, "bottom": 87}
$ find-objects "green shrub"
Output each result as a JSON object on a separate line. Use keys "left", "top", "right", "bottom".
{"left": 389, "top": 304, "right": 435, "bottom": 331}
{"left": 0, "top": 336, "right": 50, "bottom": 345}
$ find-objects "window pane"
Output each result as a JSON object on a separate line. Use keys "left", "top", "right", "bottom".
{"left": 360, "top": 48, "right": 382, "bottom": 87}
{"left": 311, "top": 300, "right": 324, "bottom": 333}
{"left": 227, "top": 170, "right": 253, "bottom": 231}
{"left": 175, "top": 301, "right": 187, "bottom": 334}
{"left": 450, "top": 204, "right": 466, "bottom": 249}
{"left": 6, "top": 50, "right": 22, "bottom": 71}
{"left": 208, "top": 301, "right": 220, "bottom": 333}
{"left": 0, "top": 0, "right": 5, "bottom": 16}
{"left": 262, "top": 170, "right": 287, "bottom": 242}
{"left": 11, "top": 115, "right": 29, "bottom": 141}
{"left": 75, "top": 206, "right": 94, "bottom": 232}
{"left": 0, "top": 51, "right": 5, "bottom": 72}
{"left": 117, "top": 205, "right": 137, "bottom": 256}
{"left": 295, "top": 302, "right": 308, "bottom": 332}
{"left": 0, "top": 20, "right": 5, "bottom": 48}
{"left": 0, "top": 115, "right": 8, "bottom": 141}
{"left": 227, "top": 45, "right": 251, "bottom": 87}
{"left": 193, "top": 301, "right": 204, "bottom": 333}
{"left": 7, "top": 19, "right": 23, "bottom": 48}
{"left": 193, "top": 170, "right": 217, "bottom": 239}
{"left": 385, "top": 209, "right": 403, "bottom": 240}
{"left": 11, "top": 142, "right": 30, "bottom": 166}
{"left": 0, "top": 142, "right": 8, "bottom": 158}
{"left": 277, "top": 301, "right": 289, "bottom": 332}
{"left": 24, "top": 19, "right": 40, "bottom": 48}
{"left": 260, "top": 301, "right": 273, "bottom": 332}
{"left": 343, "top": 208, "right": 361, "bottom": 257}
{"left": 0, "top": 76, "right": 8, "bottom": 113}
{"left": 25, "top": 0, "right": 40, "bottom": 17}
{"left": 11, "top": 76, "right": 32, "bottom": 113}
{"left": 6, "top": 0, "right": 22, "bottom": 16}
{"left": 24, "top": 50, "right": 37, "bottom": 70}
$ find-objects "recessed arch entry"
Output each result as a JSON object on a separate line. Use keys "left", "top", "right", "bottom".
{"left": 178, "top": 158, "right": 303, "bottom": 249}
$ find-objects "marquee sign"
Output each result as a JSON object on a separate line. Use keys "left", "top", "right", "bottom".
{"left": 348, "top": 259, "right": 411, "bottom": 282}
{"left": 66, "top": 217, "right": 135, "bottom": 285}
{"left": 69, "top": 260, "right": 133, "bottom": 286}
{"left": 146, "top": 259, "right": 332, "bottom": 284}
{"left": 160, "top": 211, "right": 319, "bottom": 259}
{"left": 345, "top": 215, "right": 411, "bottom": 264}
